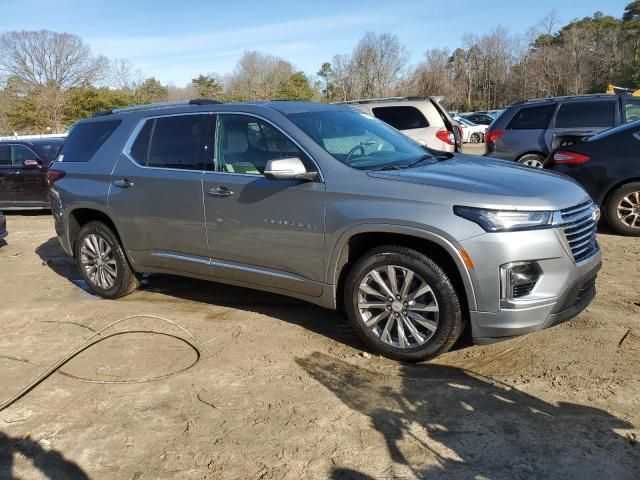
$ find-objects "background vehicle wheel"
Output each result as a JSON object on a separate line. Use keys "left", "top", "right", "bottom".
{"left": 517, "top": 153, "right": 546, "bottom": 168}
{"left": 605, "top": 182, "right": 640, "bottom": 236}
{"left": 75, "top": 221, "right": 140, "bottom": 298}
{"left": 344, "top": 246, "right": 464, "bottom": 362}
{"left": 470, "top": 133, "right": 481, "bottom": 143}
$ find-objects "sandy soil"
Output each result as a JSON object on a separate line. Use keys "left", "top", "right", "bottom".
{"left": 0, "top": 208, "right": 638, "bottom": 479}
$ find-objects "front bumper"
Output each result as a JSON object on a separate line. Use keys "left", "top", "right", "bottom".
{"left": 461, "top": 227, "right": 602, "bottom": 343}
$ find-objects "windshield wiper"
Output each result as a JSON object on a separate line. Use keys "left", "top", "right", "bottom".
{"left": 406, "top": 154, "right": 434, "bottom": 168}
{"left": 369, "top": 164, "right": 405, "bottom": 171}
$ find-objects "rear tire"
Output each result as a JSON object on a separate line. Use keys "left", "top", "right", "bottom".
{"left": 605, "top": 182, "right": 640, "bottom": 236}
{"left": 517, "top": 153, "right": 546, "bottom": 168}
{"left": 74, "top": 221, "right": 140, "bottom": 298}
{"left": 344, "top": 246, "right": 464, "bottom": 362}
{"left": 470, "top": 133, "right": 481, "bottom": 143}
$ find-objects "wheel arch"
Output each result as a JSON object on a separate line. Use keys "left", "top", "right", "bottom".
{"left": 599, "top": 177, "right": 640, "bottom": 210}
{"left": 515, "top": 151, "right": 546, "bottom": 162}
{"left": 328, "top": 226, "right": 477, "bottom": 312}
{"left": 66, "top": 206, "right": 123, "bottom": 257}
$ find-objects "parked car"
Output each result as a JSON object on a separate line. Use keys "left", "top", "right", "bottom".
{"left": 462, "top": 113, "right": 495, "bottom": 125}
{"left": 454, "top": 116, "right": 486, "bottom": 143}
{"left": 335, "top": 96, "right": 462, "bottom": 153}
{"left": 0, "top": 209, "right": 6, "bottom": 241}
{"left": 485, "top": 93, "right": 638, "bottom": 168}
{"left": 48, "top": 99, "right": 600, "bottom": 362}
{"left": 0, "top": 137, "right": 66, "bottom": 209}
{"left": 551, "top": 121, "right": 640, "bottom": 236}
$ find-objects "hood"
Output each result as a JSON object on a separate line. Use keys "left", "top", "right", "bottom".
{"left": 367, "top": 154, "right": 590, "bottom": 210}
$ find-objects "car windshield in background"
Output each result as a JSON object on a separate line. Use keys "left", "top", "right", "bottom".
{"left": 33, "top": 140, "right": 65, "bottom": 162}
{"left": 287, "top": 110, "right": 430, "bottom": 170}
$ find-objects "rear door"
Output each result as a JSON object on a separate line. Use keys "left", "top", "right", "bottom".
{"left": 550, "top": 100, "right": 618, "bottom": 149}
{"left": 501, "top": 103, "right": 556, "bottom": 158}
{"left": 109, "top": 113, "right": 212, "bottom": 275}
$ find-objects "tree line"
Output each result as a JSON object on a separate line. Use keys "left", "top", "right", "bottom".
{"left": 0, "top": 2, "right": 638, "bottom": 135}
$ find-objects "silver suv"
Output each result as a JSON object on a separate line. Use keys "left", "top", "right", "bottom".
{"left": 49, "top": 100, "right": 601, "bottom": 361}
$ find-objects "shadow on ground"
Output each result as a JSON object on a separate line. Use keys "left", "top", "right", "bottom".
{"left": 0, "top": 432, "right": 89, "bottom": 479}
{"left": 296, "top": 352, "right": 637, "bottom": 479}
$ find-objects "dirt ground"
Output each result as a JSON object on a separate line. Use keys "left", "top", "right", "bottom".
{"left": 1, "top": 177, "right": 639, "bottom": 478}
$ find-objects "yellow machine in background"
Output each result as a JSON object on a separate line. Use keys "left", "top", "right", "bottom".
{"left": 606, "top": 84, "right": 640, "bottom": 96}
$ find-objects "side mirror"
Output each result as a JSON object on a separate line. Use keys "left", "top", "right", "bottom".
{"left": 23, "top": 159, "right": 41, "bottom": 169}
{"left": 264, "top": 157, "right": 317, "bottom": 181}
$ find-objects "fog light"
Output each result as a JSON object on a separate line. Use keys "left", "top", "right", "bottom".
{"left": 500, "top": 262, "right": 541, "bottom": 300}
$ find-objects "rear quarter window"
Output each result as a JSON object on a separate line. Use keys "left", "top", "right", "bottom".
{"left": 506, "top": 104, "right": 556, "bottom": 130}
{"left": 57, "top": 120, "right": 121, "bottom": 162}
{"left": 555, "top": 101, "right": 615, "bottom": 128}
{"left": 372, "top": 106, "right": 429, "bottom": 130}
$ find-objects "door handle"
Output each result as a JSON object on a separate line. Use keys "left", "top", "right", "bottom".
{"left": 207, "top": 186, "right": 234, "bottom": 197}
{"left": 113, "top": 179, "right": 134, "bottom": 188}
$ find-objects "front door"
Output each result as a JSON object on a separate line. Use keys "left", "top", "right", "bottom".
{"left": 203, "top": 113, "right": 326, "bottom": 296}
{"left": 109, "top": 113, "right": 213, "bottom": 275}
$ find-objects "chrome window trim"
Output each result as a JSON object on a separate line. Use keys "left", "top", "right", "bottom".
{"left": 120, "top": 111, "right": 324, "bottom": 181}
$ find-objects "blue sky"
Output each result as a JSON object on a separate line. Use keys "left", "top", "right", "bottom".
{"left": 0, "top": 0, "right": 630, "bottom": 86}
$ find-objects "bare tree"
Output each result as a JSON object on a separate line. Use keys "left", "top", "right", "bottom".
{"left": 109, "top": 58, "right": 143, "bottom": 91}
{"left": 0, "top": 30, "right": 107, "bottom": 89}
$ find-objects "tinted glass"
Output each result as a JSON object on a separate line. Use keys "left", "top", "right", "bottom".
{"left": 33, "top": 140, "right": 64, "bottom": 162}
{"left": 371, "top": 106, "right": 429, "bottom": 130}
{"left": 216, "top": 114, "right": 304, "bottom": 175}
{"left": 624, "top": 98, "right": 640, "bottom": 123}
{"left": 507, "top": 104, "right": 556, "bottom": 130}
{"left": 0, "top": 145, "right": 10, "bottom": 165}
{"left": 147, "top": 115, "right": 209, "bottom": 170}
{"left": 58, "top": 120, "right": 121, "bottom": 162}
{"left": 11, "top": 145, "right": 37, "bottom": 165}
{"left": 555, "top": 101, "right": 615, "bottom": 128}
{"left": 130, "top": 120, "right": 154, "bottom": 165}
{"left": 288, "top": 110, "right": 430, "bottom": 170}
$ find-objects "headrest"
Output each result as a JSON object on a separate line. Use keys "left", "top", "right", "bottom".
{"left": 225, "top": 128, "right": 248, "bottom": 154}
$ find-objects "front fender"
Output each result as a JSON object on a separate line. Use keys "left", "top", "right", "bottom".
{"left": 325, "top": 223, "right": 477, "bottom": 311}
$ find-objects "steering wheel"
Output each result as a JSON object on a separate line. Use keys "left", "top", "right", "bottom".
{"left": 345, "top": 140, "right": 380, "bottom": 162}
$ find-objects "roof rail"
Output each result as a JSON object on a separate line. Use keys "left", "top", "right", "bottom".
{"left": 512, "top": 93, "right": 621, "bottom": 106}
{"left": 93, "top": 98, "right": 223, "bottom": 117}
{"left": 333, "top": 96, "right": 437, "bottom": 105}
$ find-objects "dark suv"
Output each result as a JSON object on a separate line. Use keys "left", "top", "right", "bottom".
{"left": 485, "top": 94, "right": 638, "bottom": 168}
{"left": 0, "top": 137, "right": 66, "bottom": 209}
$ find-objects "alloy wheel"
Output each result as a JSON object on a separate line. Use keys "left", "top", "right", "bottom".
{"left": 357, "top": 265, "right": 439, "bottom": 349}
{"left": 617, "top": 191, "right": 640, "bottom": 228}
{"left": 521, "top": 158, "right": 544, "bottom": 168}
{"left": 80, "top": 233, "right": 118, "bottom": 289}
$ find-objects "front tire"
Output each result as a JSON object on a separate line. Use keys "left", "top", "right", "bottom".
{"left": 74, "top": 221, "right": 140, "bottom": 298}
{"left": 470, "top": 133, "right": 481, "bottom": 143}
{"left": 605, "top": 182, "right": 640, "bottom": 236}
{"left": 344, "top": 246, "right": 464, "bottom": 362}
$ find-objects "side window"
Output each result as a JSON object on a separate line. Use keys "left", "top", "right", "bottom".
{"left": 0, "top": 145, "right": 10, "bottom": 166}
{"left": 555, "top": 101, "right": 615, "bottom": 128}
{"left": 58, "top": 120, "right": 121, "bottom": 162}
{"left": 11, "top": 145, "right": 38, "bottom": 165}
{"left": 216, "top": 115, "right": 305, "bottom": 175}
{"left": 371, "top": 106, "right": 429, "bottom": 130}
{"left": 506, "top": 104, "right": 556, "bottom": 130}
{"left": 623, "top": 98, "right": 640, "bottom": 123}
{"left": 145, "top": 115, "right": 209, "bottom": 170}
{"left": 129, "top": 120, "right": 154, "bottom": 165}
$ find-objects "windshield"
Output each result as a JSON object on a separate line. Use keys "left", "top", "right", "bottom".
{"left": 287, "top": 109, "right": 432, "bottom": 170}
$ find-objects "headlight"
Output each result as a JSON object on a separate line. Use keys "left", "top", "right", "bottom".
{"left": 454, "top": 206, "right": 553, "bottom": 232}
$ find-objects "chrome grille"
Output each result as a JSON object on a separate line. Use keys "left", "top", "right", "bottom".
{"left": 560, "top": 201, "right": 599, "bottom": 263}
